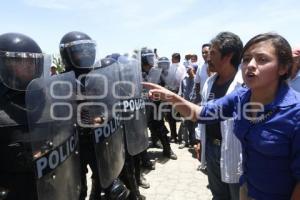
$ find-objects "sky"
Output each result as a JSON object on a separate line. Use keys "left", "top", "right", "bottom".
{"left": 1, "top": 0, "right": 300, "bottom": 62}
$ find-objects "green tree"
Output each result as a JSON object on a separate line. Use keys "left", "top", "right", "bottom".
{"left": 52, "top": 54, "right": 65, "bottom": 73}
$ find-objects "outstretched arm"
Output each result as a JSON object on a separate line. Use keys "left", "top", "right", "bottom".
{"left": 142, "top": 82, "right": 202, "bottom": 122}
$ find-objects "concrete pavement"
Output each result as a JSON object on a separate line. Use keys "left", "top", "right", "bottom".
{"left": 139, "top": 142, "right": 212, "bottom": 200}
{"left": 86, "top": 142, "right": 212, "bottom": 199}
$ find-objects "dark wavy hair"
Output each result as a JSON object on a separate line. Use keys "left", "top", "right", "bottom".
{"left": 210, "top": 31, "right": 243, "bottom": 70}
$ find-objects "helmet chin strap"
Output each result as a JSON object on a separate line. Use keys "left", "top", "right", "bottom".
{"left": 73, "top": 68, "right": 91, "bottom": 78}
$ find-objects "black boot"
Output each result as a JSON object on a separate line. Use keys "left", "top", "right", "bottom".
{"left": 0, "top": 186, "right": 8, "bottom": 200}
{"left": 134, "top": 155, "right": 150, "bottom": 189}
{"left": 150, "top": 140, "right": 163, "bottom": 149}
{"left": 119, "top": 156, "right": 145, "bottom": 200}
{"left": 140, "top": 151, "right": 155, "bottom": 170}
{"left": 105, "top": 178, "right": 130, "bottom": 200}
{"left": 163, "top": 149, "right": 178, "bottom": 160}
{"left": 141, "top": 160, "right": 156, "bottom": 170}
{"left": 137, "top": 174, "right": 150, "bottom": 189}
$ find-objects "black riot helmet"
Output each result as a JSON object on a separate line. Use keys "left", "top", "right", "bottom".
{"left": 0, "top": 32, "right": 44, "bottom": 91}
{"left": 157, "top": 57, "right": 170, "bottom": 76}
{"left": 100, "top": 57, "right": 117, "bottom": 68}
{"left": 141, "top": 48, "right": 155, "bottom": 67}
{"left": 110, "top": 53, "right": 121, "bottom": 61}
{"left": 157, "top": 57, "right": 170, "bottom": 70}
{"left": 59, "top": 31, "right": 96, "bottom": 72}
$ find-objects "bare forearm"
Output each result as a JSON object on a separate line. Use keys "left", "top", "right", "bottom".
{"left": 142, "top": 82, "right": 202, "bottom": 122}
{"left": 169, "top": 93, "right": 202, "bottom": 122}
{"left": 292, "top": 182, "right": 300, "bottom": 200}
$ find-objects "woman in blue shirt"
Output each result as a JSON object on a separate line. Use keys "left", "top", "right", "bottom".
{"left": 143, "top": 33, "right": 300, "bottom": 200}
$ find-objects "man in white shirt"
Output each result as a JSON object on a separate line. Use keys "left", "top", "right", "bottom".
{"left": 183, "top": 54, "right": 191, "bottom": 69}
{"left": 199, "top": 32, "right": 243, "bottom": 200}
{"left": 194, "top": 44, "right": 211, "bottom": 168}
{"left": 194, "top": 43, "right": 211, "bottom": 99}
{"left": 165, "top": 53, "right": 186, "bottom": 91}
{"left": 165, "top": 53, "right": 186, "bottom": 142}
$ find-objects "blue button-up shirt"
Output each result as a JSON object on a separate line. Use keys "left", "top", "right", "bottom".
{"left": 198, "top": 82, "right": 300, "bottom": 200}
{"left": 179, "top": 76, "right": 195, "bottom": 101}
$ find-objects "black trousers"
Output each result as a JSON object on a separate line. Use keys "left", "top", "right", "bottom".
{"left": 79, "top": 134, "right": 102, "bottom": 200}
{"left": 148, "top": 119, "right": 171, "bottom": 154}
{"left": 146, "top": 101, "right": 172, "bottom": 153}
{"left": 0, "top": 143, "right": 37, "bottom": 200}
{"left": 165, "top": 105, "right": 178, "bottom": 142}
{"left": 119, "top": 153, "right": 142, "bottom": 200}
{"left": 0, "top": 172, "right": 36, "bottom": 200}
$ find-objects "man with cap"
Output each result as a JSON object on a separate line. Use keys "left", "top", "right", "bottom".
{"left": 50, "top": 63, "right": 58, "bottom": 76}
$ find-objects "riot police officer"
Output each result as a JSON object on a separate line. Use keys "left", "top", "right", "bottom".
{"left": 60, "top": 31, "right": 99, "bottom": 200}
{"left": 157, "top": 57, "right": 170, "bottom": 86}
{"left": 60, "top": 31, "right": 128, "bottom": 200}
{"left": 139, "top": 48, "right": 159, "bottom": 169}
{"left": 0, "top": 32, "right": 82, "bottom": 200}
{"left": 0, "top": 32, "right": 44, "bottom": 200}
{"left": 141, "top": 50, "right": 177, "bottom": 160}
{"left": 104, "top": 54, "right": 147, "bottom": 200}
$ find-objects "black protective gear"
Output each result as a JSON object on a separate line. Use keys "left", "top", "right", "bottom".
{"left": 0, "top": 33, "right": 81, "bottom": 200}
{"left": 79, "top": 135, "right": 101, "bottom": 200}
{"left": 0, "top": 33, "right": 42, "bottom": 53}
{"left": 0, "top": 186, "right": 8, "bottom": 200}
{"left": 104, "top": 178, "right": 130, "bottom": 200}
{"left": 0, "top": 33, "right": 43, "bottom": 91}
{"left": 157, "top": 56, "right": 170, "bottom": 69}
{"left": 0, "top": 33, "right": 43, "bottom": 200}
{"left": 109, "top": 53, "right": 121, "bottom": 61}
{"left": 59, "top": 31, "right": 96, "bottom": 73}
{"left": 141, "top": 48, "right": 155, "bottom": 68}
{"left": 157, "top": 56, "right": 170, "bottom": 85}
{"left": 100, "top": 57, "right": 117, "bottom": 68}
{"left": 119, "top": 155, "right": 144, "bottom": 200}
{"left": 60, "top": 31, "right": 99, "bottom": 200}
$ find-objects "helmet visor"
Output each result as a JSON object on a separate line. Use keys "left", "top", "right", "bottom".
{"left": 62, "top": 40, "right": 96, "bottom": 69}
{"left": 142, "top": 52, "right": 155, "bottom": 66}
{"left": 0, "top": 51, "right": 44, "bottom": 91}
{"left": 157, "top": 60, "right": 170, "bottom": 74}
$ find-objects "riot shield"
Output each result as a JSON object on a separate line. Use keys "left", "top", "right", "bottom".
{"left": 118, "top": 58, "right": 148, "bottom": 156}
{"left": 26, "top": 71, "right": 81, "bottom": 200}
{"left": 84, "top": 62, "right": 125, "bottom": 188}
{"left": 147, "top": 67, "right": 162, "bottom": 84}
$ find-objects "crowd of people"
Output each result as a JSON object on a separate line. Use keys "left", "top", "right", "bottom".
{"left": 0, "top": 30, "right": 300, "bottom": 200}
{"left": 144, "top": 32, "right": 300, "bottom": 200}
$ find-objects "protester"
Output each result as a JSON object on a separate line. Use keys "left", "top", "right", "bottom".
{"left": 197, "top": 32, "right": 243, "bottom": 200}
{"left": 143, "top": 32, "right": 300, "bottom": 200}
{"left": 178, "top": 66, "right": 197, "bottom": 149}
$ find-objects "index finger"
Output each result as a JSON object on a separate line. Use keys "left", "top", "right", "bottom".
{"left": 142, "top": 82, "right": 161, "bottom": 90}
